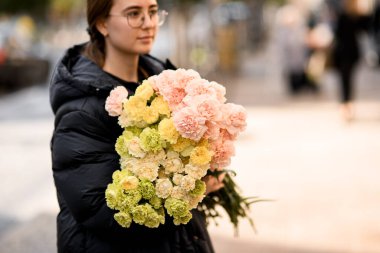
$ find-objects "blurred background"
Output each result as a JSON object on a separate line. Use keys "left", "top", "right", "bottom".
{"left": 1, "top": 0, "right": 380, "bottom": 252}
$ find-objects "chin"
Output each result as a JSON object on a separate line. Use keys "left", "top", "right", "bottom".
{"left": 137, "top": 46, "right": 153, "bottom": 55}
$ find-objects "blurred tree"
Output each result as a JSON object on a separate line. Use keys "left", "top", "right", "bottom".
{"left": 50, "top": 0, "right": 85, "bottom": 19}
{"left": 0, "top": 0, "right": 50, "bottom": 15}
{"left": 265, "top": 0, "right": 286, "bottom": 5}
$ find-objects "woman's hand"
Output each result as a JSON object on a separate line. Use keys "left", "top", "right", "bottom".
{"left": 203, "top": 172, "right": 226, "bottom": 195}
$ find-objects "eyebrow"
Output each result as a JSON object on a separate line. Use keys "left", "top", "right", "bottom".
{"left": 122, "top": 4, "right": 158, "bottom": 12}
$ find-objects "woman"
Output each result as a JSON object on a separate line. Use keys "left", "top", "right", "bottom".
{"left": 50, "top": 0, "right": 223, "bottom": 252}
{"left": 331, "top": 0, "right": 371, "bottom": 121}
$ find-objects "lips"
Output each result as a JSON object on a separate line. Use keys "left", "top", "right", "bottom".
{"left": 137, "top": 36, "right": 154, "bottom": 40}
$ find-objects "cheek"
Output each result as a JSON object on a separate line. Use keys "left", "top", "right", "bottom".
{"left": 110, "top": 26, "right": 136, "bottom": 45}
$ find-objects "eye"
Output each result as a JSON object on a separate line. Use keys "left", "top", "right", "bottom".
{"left": 126, "top": 10, "right": 141, "bottom": 18}
{"left": 149, "top": 9, "right": 158, "bottom": 16}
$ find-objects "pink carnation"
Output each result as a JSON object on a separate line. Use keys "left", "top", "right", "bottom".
{"left": 219, "top": 103, "right": 247, "bottom": 137}
{"left": 203, "top": 121, "right": 220, "bottom": 140}
{"left": 218, "top": 128, "right": 235, "bottom": 141}
{"left": 147, "top": 75, "right": 158, "bottom": 91}
{"left": 210, "top": 138, "right": 235, "bottom": 169}
{"left": 105, "top": 86, "right": 129, "bottom": 116}
{"left": 183, "top": 95, "right": 221, "bottom": 121}
{"left": 148, "top": 69, "right": 175, "bottom": 95}
{"left": 185, "top": 79, "right": 216, "bottom": 98}
{"left": 174, "top": 68, "right": 201, "bottom": 89}
{"left": 160, "top": 86, "right": 187, "bottom": 111}
{"left": 172, "top": 107, "right": 207, "bottom": 141}
{"left": 210, "top": 81, "right": 227, "bottom": 103}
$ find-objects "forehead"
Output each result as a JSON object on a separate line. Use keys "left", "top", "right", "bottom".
{"left": 112, "top": 0, "right": 158, "bottom": 9}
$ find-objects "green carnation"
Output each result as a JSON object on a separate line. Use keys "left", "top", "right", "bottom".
{"left": 112, "top": 169, "right": 133, "bottom": 184}
{"left": 138, "top": 180, "right": 155, "bottom": 200}
{"left": 105, "top": 183, "right": 122, "bottom": 210}
{"left": 164, "top": 197, "right": 189, "bottom": 218}
{"left": 125, "top": 126, "right": 143, "bottom": 136}
{"left": 139, "top": 127, "right": 163, "bottom": 152}
{"left": 144, "top": 207, "right": 165, "bottom": 228}
{"left": 119, "top": 189, "right": 142, "bottom": 212}
{"left": 114, "top": 211, "right": 132, "bottom": 228}
{"left": 189, "top": 180, "right": 206, "bottom": 197}
{"left": 149, "top": 195, "right": 163, "bottom": 209}
{"left": 115, "top": 130, "right": 134, "bottom": 157}
{"left": 131, "top": 204, "right": 151, "bottom": 225}
{"left": 173, "top": 211, "right": 192, "bottom": 225}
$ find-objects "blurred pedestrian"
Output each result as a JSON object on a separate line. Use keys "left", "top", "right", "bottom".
{"left": 276, "top": 4, "right": 317, "bottom": 95}
{"left": 331, "top": 0, "right": 372, "bottom": 121}
{"left": 305, "top": 3, "right": 334, "bottom": 88}
{"left": 49, "top": 0, "right": 219, "bottom": 252}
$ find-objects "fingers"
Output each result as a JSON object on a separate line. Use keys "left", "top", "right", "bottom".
{"left": 204, "top": 175, "right": 225, "bottom": 195}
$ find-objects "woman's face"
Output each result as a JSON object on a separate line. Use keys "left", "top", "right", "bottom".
{"left": 101, "top": 0, "right": 159, "bottom": 55}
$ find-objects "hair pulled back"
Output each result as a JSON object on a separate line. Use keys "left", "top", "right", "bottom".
{"left": 84, "top": 0, "right": 113, "bottom": 67}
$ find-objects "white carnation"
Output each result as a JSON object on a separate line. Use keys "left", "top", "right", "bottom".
{"left": 172, "top": 173, "right": 184, "bottom": 185}
{"left": 170, "top": 186, "right": 186, "bottom": 199}
{"left": 155, "top": 178, "right": 173, "bottom": 198}
{"left": 128, "top": 137, "right": 146, "bottom": 158}
{"left": 187, "top": 194, "right": 205, "bottom": 209}
{"left": 135, "top": 161, "right": 159, "bottom": 182}
{"left": 180, "top": 175, "right": 196, "bottom": 191}
{"left": 184, "top": 164, "right": 208, "bottom": 179}
{"left": 163, "top": 156, "right": 183, "bottom": 174}
{"left": 166, "top": 151, "right": 179, "bottom": 159}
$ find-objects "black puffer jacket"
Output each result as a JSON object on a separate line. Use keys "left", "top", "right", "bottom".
{"left": 50, "top": 43, "right": 215, "bottom": 253}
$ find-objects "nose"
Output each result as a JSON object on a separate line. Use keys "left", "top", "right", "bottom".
{"left": 141, "top": 13, "right": 155, "bottom": 29}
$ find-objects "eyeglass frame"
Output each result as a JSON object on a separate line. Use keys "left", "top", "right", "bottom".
{"left": 108, "top": 9, "right": 168, "bottom": 28}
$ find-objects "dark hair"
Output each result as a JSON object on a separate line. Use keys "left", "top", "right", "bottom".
{"left": 84, "top": 0, "right": 114, "bottom": 67}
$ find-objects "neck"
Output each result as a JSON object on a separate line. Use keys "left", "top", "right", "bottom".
{"left": 103, "top": 48, "right": 139, "bottom": 83}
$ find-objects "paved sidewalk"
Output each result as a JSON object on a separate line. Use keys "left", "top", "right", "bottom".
{"left": 1, "top": 98, "right": 379, "bottom": 253}
{"left": 1, "top": 39, "right": 380, "bottom": 253}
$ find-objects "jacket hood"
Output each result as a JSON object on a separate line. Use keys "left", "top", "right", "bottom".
{"left": 49, "top": 43, "right": 173, "bottom": 114}
{"left": 50, "top": 43, "right": 120, "bottom": 114}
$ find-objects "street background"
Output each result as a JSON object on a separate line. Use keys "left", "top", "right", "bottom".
{"left": 1, "top": 0, "right": 380, "bottom": 252}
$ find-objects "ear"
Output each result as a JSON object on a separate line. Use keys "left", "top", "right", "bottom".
{"left": 96, "top": 18, "right": 109, "bottom": 37}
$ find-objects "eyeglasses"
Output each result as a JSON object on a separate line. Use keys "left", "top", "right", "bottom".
{"left": 108, "top": 9, "right": 168, "bottom": 28}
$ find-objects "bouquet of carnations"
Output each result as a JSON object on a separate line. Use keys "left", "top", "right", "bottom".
{"left": 104, "top": 69, "right": 254, "bottom": 229}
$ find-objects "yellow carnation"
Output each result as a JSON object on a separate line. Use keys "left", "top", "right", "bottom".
{"left": 158, "top": 118, "right": 179, "bottom": 144}
{"left": 151, "top": 95, "right": 170, "bottom": 117}
{"left": 197, "top": 138, "right": 209, "bottom": 149}
{"left": 143, "top": 106, "right": 160, "bottom": 124}
{"left": 189, "top": 146, "right": 212, "bottom": 166}
{"left": 171, "top": 136, "right": 195, "bottom": 153}
{"left": 124, "top": 96, "right": 146, "bottom": 122}
{"left": 135, "top": 81, "right": 154, "bottom": 101}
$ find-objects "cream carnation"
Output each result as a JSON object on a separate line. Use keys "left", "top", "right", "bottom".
{"left": 172, "top": 173, "right": 184, "bottom": 185}
{"left": 180, "top": 175, "right": 196, "bottom": 191}
{"left": 134, "top": 161, "right": 159, "bottom": 182}
{"left": 170, "top": 186, "right": 186, "bottom": 199}
{"left": 127, "top": 137, "right": 146, "bottom": 158}
{"left": 184, "top": 164, "right": 208, "bottom": 179}
{"left": 155, "top": 178, "right": 173, "bottom": 198}
{"left": 162, "top": 151, "right": 183, "bottom": 174}
{"left": 121, "top": 176, "right": 139, "bottom": 190}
